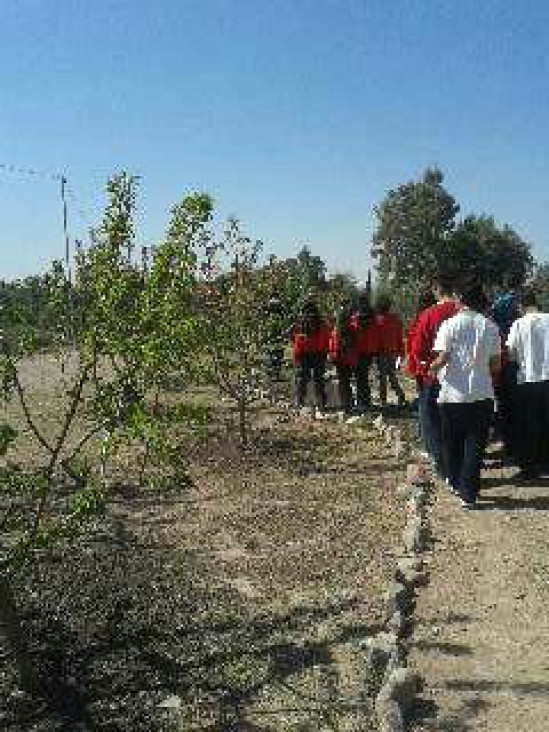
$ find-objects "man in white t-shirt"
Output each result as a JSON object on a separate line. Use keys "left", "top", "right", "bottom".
{"left": 430, "top": 285, "right": 501, "bottom": 508}
{"left": 506, "top": 288, "right": 549, "bottom": 479}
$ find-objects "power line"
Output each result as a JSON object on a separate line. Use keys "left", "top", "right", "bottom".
{"left": 0, "top": 160, "right": 71, "bottom": 279}
{"left": 0, "top": 161, "right": 63, "bottom": 182}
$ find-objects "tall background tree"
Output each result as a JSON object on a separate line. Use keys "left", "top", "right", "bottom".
{"left": 371, "top": 167, "right": 534, "bottom": 318}
{"left": 441, "top": 215, "right": 533, "bottom": 289}
{"left": 371, "top": 167, "right": 459, "bottom": 288}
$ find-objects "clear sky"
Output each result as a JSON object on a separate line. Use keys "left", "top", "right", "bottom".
{"left": 1, "top": 0, "right": 549, "bottom": 282}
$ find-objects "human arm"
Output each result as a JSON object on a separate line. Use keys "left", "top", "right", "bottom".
{"left": 429, "top": 319, "right": 451, "bottom": 376}
{"left": 505, "top": 321, "right": 519, "bottom": 362}
{"left": 429, "top": 350, "right": 449, "bottom": 375}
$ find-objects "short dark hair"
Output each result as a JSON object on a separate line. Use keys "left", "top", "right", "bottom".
{"left": 519, "top": 287, "right": 539, "bottom": 309}
{"left": 459, "top": 284, "right": 488, "bottom": 312}
{"left": 375, "top": 292, "right": 393, "bottom": 313}
{"left": 433, "top": 268, "right": 455, "bottom": 296}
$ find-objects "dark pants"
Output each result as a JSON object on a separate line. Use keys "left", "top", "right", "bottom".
{"left": 439, "top": 399, "right": 493, "bottom": 503}
{"left": 512, "top": 381, "right": 549, "bottom": 475}
{"left": 417, "top": 381, "right": 443, "bottom": 474}
{"left": 294, "top": 354, "right": 327, "bottom": 409}
{"left": 355, "top": 355, "right": 373, "bottom": 409}
{"left": 266, "top": 347, "right": 284, "bottom": 381}
{"left": 335, "top": 364, "right": 354, "bottom": 413}
{"left": 493, "top": 362, "right": 518, "bottom": 457}
{"left": 377, "top": 354, "right": 406, "bottom": 405}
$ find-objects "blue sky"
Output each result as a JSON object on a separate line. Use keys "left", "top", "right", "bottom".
{"left": 1, "top": 0, "right": 549, "bottom": 282}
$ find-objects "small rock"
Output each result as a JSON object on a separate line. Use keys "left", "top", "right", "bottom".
{"left": 384, "top": 581, "right": 414, "bottom": 618}
{"left": 373, "top": 414, "right": 384, "bottom": 431}
{"left": 375, "top": 697, "right": 404, "bottom": 732}
{"left": 406, "top": 463, "right": 430, "bottom": 486}
{"left": 360, "top": 632, "right": 402, "bottom": 696}
{"left": 377, "top": 668, "right": 422, "bottom": 712}
{"left": 158, "top": 695, "right": 182, "bottom": 709}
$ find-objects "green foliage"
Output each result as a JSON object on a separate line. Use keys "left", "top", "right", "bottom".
{"left": 0, "top": 423, "right": 18, "bottom": 456}
{"left": 372, "top": 167, "right": 459, "bottom": 287}
{"left": 198, "top": 218, "right": 284, "bottom": 444}
{"left": 531, "top": 262, "right": 549, "bottom": 310}
{"left": 442, "top": 215, "right": 533, "bottom": 289}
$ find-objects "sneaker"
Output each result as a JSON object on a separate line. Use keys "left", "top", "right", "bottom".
{"left": 513, "top": 469, "right": 539, "bottom": 483}
{"left": 459, "top": 498, "right": 476, "bottom": 509}
{"left": 345, "top": 414, "right": 364, "bottom": 425}
{"left": 444, "top": 478, "right": 457, "bottom": 494}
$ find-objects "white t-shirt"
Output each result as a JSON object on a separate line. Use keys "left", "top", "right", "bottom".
{"left": 433, "top": 309, "right": 501, "bottom": 403}
{"left": 506, "top": 311, "right": 549, "bottom": 384}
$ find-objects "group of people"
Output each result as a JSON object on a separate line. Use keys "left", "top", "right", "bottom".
{"left": 282, "top": 270, "right": 549, "bottom": 509}
{"left": 288, "top": 292, "right": 407, "bottom": 414}
{"left": 404, "top": 271, "right": 549, "bottom": 508}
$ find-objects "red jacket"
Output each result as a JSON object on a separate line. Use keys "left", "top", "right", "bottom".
{"left": 376, "top": 312, "right": 404, "bottom": 357}
{"left": 291, "top": 322, "right": 330, "bottom": 363}
{"left": 329, "top": 326, "right": 357, "bottom": 367}
{"left": 404, "top": 315, "right": 420, "bottom": 376}
{"left": 350, "top": 314, "right": 380, "bottom": 356}
{"left": 407, "top": 300, "right": 458, "bottom": 382}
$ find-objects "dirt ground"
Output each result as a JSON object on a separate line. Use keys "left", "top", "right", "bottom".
{"left": 1, "top": 354, "right": 418, "bottom": 731}
{"left": 407, "top": 453, "right": 549, "bottom": 732}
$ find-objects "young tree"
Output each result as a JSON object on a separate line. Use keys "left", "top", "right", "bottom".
{"left": 198, "top": 219, "right": 282, "bottom": 445}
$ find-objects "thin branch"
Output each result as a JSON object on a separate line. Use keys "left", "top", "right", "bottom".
{"left": 12, "top": 369, "right": 54, "bottom": 454}
{"left": 30, "top": 364, "right": 91, "bottom": 537}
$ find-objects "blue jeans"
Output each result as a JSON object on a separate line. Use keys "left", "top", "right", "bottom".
{"left": 417, "top": 381, "right": 443, "bottom": 474}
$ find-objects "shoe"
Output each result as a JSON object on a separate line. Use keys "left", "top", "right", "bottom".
{"left": 345, "top": 414, "right": 364, "bottom": 425}
{"left": 444, "top": 477, "right": 458, "bottom": 494}
{"left": 513, "top": 469, "right": 539, "bottom": 483}
{"left": 459, "top": 499, "right": 476, "bottom": 509}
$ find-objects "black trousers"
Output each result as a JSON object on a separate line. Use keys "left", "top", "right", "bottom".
{"left": 335, "top": 364, "right": 354, "bottom": 413}
{"left": 439, "top": 399, "right": 493, "bottom": 503}
{"left": 355, "top": 355, "right": 373, "bottom": 409}
{"left": 294, "top": 354, "right": 327, "bottom": 408}
{"left": 377, "top": 354, "right": 406, "bottom": 404}
{"left": 418, "top": 381, "right": 443, "bottom": 475}
{"left": 493, "top": 361, "right": 518, "bottom": 457}
{"left": 266, "top": 347, "right": 284, "bottom": 381}
{"left": 512, "top": 380, "right": 549, "bottom": 474}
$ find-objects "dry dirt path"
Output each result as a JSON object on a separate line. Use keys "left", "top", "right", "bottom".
{"left": 408, "top": 459, "right": 549, "bottom": 732}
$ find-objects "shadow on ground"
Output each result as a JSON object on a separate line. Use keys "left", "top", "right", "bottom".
{"left": 1, "top": 516, "right": 381, "bottom": 732}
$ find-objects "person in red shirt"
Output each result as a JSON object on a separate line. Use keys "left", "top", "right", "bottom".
{"left": 329, "top": 299, "right": 357, "bottom": 414}
{"left": 374, "top": 293, "right": 407, "bottom": 408}
{"left": 407, "top": 271, "right": 458, "bottom": 476}
{"left": 291, "top": 299, "right": 330, "bottom": 411}
{"left": 350, "top": 292, "right": 379, "bottom": 412}
{"left": 404, "top": 289, "right": 436, "bottom": 381}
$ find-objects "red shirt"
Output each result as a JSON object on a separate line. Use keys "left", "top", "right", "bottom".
{"left": 376, "top": 312, "right": 404, "bottom": 356}
{"left": 350, "top": 314, "right": 380, "bottom": 356}
{"left": 329, "top": 326, "right": 357, "bottom": 367}
{"left": 404, "top": 315, "right": 420, "bottom": 376}
{"left": 291, "top": 322, "right": 330, "bottom": 363}
{"left": 408, "top": 300, "right": 458, "bottom": 382}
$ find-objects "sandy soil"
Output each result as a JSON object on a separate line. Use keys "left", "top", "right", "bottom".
{"left": 1, "top": 352, "right": 417, "bottom": 731}
{"left": 407, "top": 457, "right": 549, "bottom": 732}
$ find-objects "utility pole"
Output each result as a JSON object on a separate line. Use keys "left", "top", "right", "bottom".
{"left": 60, "top": 176, "right": 71, "bottom": 284}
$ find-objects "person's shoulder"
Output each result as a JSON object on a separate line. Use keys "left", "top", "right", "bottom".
{"left": 415, "top": 303, "right": 439, "bottom": 326}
